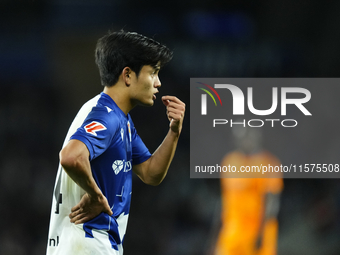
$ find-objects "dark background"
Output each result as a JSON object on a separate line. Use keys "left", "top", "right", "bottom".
{"left": 1, "top": 0, "right": 340, "bottom": 254}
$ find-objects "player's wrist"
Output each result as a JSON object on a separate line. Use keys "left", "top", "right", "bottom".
{"left": 87, "top": 190, "right": 104, "bottom": 202}
{"left": 169, "top": 127, "right": 181, "bottom": 137}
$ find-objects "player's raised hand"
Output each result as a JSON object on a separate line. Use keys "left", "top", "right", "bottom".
{"left": 69, "top": 193, "right": 113, "bottom": 225}
{"left": 162, "top": 96, "right": 185, "bottom": 135}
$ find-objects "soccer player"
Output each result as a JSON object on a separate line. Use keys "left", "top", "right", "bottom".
{"left": 46, "top": 30, "right": 185, "bottom": 255}
{"left": 215, "top": 127, "right": 283, "bottom": 255}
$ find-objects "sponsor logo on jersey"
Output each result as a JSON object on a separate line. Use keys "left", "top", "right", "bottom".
{"left": 112, "top": 159, "right": 132, "bottom": 175}
{"left": 84, "top": 121, "right": 107, "bottom": 136}
{"left": 48, "top": 236, "right": 59, "bottom": 247}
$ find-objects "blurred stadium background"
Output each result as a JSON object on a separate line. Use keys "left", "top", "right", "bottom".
{"left": 1, "top": 0, "right": 340, "bottom": 254}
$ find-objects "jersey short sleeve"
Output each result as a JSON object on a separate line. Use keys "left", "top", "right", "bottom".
{"left": 70, "top": 106, "right": 119, "bottom": 161}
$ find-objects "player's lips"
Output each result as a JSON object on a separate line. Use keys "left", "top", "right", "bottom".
{"left": 153, "top": 91, "right": 158, "bottom": 100}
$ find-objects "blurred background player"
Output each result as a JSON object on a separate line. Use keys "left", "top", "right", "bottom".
{"left": 215, "top": 126, "right": 283, "bottom": 255}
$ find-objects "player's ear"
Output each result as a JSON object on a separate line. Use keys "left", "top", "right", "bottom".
{"left": 122, "top": 67, "right": 133, "bottom": 86}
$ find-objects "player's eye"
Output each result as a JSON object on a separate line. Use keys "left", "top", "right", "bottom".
{"left": 151, "top": 68, "right": 160, "bottom": 76}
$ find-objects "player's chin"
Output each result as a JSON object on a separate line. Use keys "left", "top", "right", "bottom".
{"left": 147, "top": 100, "right": 155, "bottom": 107}
{"left": 139, "top": 99, "right": 154, "bottom": 107}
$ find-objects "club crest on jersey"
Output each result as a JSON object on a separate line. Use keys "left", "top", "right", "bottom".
{"left": 84, "top": 121, "right": 107, "bottom": 136}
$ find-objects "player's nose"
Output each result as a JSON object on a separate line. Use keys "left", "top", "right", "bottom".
{"left": 154, "top": 75, "right": 161, "bottom": 88}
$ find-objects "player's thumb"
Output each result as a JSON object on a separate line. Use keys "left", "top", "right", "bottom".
{"left": 105, "top": 207, "right": 113, "bottom": 216}
{"left": 104, "top": 202, "right": 113, "bottom": 216}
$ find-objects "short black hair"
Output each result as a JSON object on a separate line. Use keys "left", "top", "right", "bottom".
{"left": 95, "top": 30, "right": 173, "bottom": 87}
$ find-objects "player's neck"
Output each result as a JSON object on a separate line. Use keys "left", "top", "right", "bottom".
{"left": 103, "top": 85, "right": 134, "bottom": 115}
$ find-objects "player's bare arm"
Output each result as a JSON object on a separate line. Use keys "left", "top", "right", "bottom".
{"left": 133, "top": 95, "right": 185, "bottom": 186}
{"left": 59, "top": 139, "right": 113, "bottom": 224}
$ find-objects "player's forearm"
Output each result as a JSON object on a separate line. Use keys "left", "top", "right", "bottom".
{"left": 143, "top": 129, "right": 179, "bottom": 185}
{"left": 61, "top": 158, "right": 102, "bottom": 198}
{"left": 135, "top": 96, "right": 185, "bottom": 186}
{"left": 59, "top": 142, "right": 103, "bottom": 199}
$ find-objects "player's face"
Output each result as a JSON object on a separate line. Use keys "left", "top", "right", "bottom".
{"left": 130, "top": 63, "right": 161, "bottom": 107}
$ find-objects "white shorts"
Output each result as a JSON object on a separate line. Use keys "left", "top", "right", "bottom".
{"left": 47, "top": 223, "right": 123, "bottom": 255}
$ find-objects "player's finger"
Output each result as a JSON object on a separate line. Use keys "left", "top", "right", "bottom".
{"left": 69, "top": 210, "right": 82, "bottom": 220}
{"left": 70, "top": 213, "right": 81, "bottom": 223}
{"left": 70, "top": 212, "right": 88, "bottom": 223}
{"left": 166, "top": 105, "right": 184, "bottom": 113}
{"left": 166, "top": 108, "right": 184, "bottom": 119}
{"left": 164, "top": 98, "right": 184, "bottom": 107}
{"left": 74, "top": 216, "right": 87, "bottom": 225}
{"left": 69, "top": 208, "right": 82, "bottom": 219}
{"left": 75, "top": 215, "right": 92, "bottom": 225}
{"left": 162, "top": 95, "right": 183, "bottom": 104}
{"left": 71, "top": 204, "right": 80, "bottom": 212}
{"left": 168, "top": 113, "right": 181, "bottom": 122}
{"left": 162, "top": 98, "right": 170, "bottom": 106}
{"left": 165, "top": 101, "right": 185, "bottom": 113}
